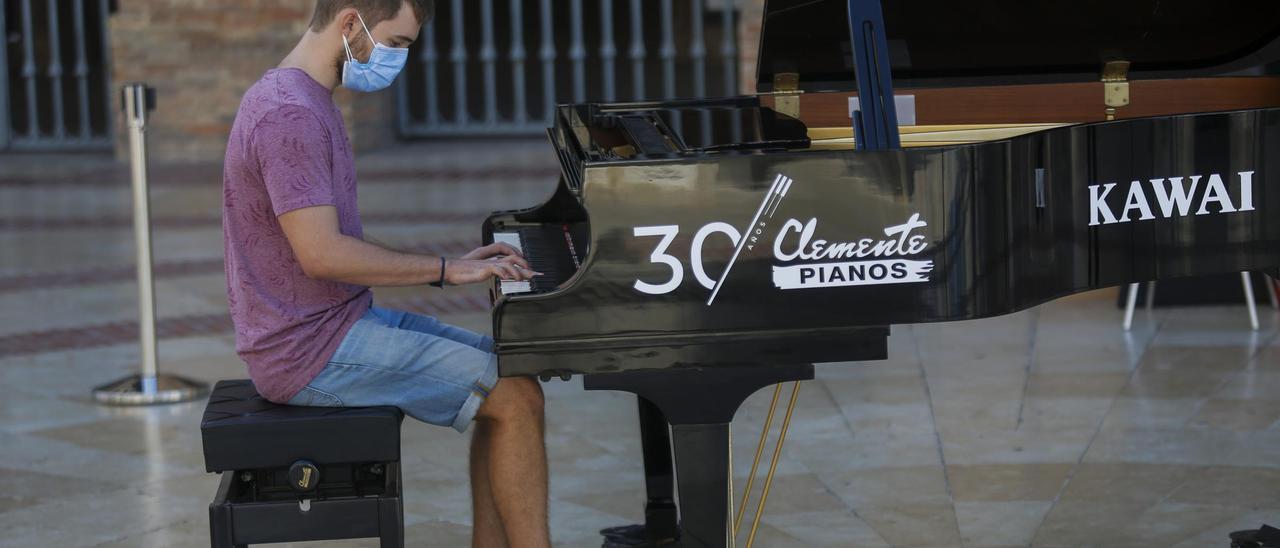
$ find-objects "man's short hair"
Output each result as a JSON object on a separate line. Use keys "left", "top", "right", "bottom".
{"left": 310, "top": 0, "right": 434, "bottom": 32}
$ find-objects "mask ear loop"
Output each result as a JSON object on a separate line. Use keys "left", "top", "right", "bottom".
{"left": 342, "top": 11, "right": 375, "bottom": 65}
{"left": 341, "top": 32, "right": 355, "bottom": 63}
{"left": 355, "top": 11, "right": 379, "bottom": 47}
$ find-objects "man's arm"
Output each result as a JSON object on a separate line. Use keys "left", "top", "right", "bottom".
{"left": 278, "top": 205, "right": 534, "bottom": 287}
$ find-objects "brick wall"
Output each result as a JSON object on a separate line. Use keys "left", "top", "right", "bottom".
{"left": 107, "top": 0, "right": 394, "bottom": 163}
{"left": 738, "top": 0, "right": 765, "bottom": 95}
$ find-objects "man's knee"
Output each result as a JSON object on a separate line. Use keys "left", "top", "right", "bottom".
{"left": 507, "top": 376, "right": 544, "bottom": 414}
{"left": 478, "top": 376, "right": 544, "bottom": 422}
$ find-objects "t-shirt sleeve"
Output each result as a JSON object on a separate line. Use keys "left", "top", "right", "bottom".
{"left": 249, "top": 105, "right": 336, "bottom": 216}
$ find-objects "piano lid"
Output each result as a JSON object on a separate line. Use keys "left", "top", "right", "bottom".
{"left": 756, "top": 0, "right": 1280, "bottom": 92}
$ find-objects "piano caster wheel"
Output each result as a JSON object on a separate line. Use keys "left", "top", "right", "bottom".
{"left": 537, "top": 370, "right": 575, "bottom": 383}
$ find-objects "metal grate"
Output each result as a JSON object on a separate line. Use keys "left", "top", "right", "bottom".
{"left": 2, "top": 0, "right": 114, "bottom": 151}
{"left": 398, "top": 0, "right": 741, "bottom": 137}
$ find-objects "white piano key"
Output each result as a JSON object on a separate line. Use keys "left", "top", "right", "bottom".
{"left": 501, "top": 281, "right": 532, "bottom": 295}
{"left": 493, "top": 232, "right": 523, "bottom": 252}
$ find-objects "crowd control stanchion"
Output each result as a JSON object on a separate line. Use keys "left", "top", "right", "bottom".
{"left": 93, "top": 83, "right": 208, "bottom": 406}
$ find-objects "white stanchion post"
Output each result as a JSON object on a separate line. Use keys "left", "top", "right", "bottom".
{"left": 1122, "top": 282, "right": 1140, "bottom": 331}
{"left": 93, "top": 83, "right": 207, "bottom": 405}
{"left": 1243, "top": 272, "right": 1260, "bottom": 331}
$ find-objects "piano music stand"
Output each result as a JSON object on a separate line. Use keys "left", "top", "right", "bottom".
{"left": 846, "top": 0, "right": 900, "bottom": 151}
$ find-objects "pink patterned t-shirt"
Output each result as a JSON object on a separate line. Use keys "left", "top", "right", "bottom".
{"left": 222, "top": 68, "right": 372, "bottom": 403}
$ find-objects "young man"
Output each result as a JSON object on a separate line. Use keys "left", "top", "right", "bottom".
{"left": 221, "top": 1, "right": 550, "bottom": 546}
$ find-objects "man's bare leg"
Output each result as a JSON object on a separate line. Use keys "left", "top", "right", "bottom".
{"left": 471, "top": 421, "right": 509, "bottom": 548}
{"left": 473, "top": 377, "right": 549, "bottom": 548}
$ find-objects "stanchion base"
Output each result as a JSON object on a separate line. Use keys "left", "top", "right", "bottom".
{"left": 93, "top": 374, "right": 209, "bottom": 406}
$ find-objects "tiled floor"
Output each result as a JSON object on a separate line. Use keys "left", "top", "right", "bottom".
{"left": 2, "top": 141, "right": 1278, "bottom": 547}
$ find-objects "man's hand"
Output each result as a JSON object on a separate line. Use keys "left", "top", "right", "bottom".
{"left": 446, "top": 256, "right": 538, "bottom": 285}
{"left": 462, "top": 242, "right": 530, "bottom": 268}
{"left": 444, "top": 242, "right": 539, "bottom": 286}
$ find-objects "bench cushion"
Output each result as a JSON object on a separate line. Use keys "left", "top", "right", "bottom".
{"left": 201, "top": 379, "right": 403, "bottom": 473}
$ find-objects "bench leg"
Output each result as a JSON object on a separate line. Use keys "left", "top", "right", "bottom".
{"left": 210, "top": 472, "right": 246, "bottom": 548}
{"left": 380, "top": 463, "right": 405, "bottom": 548}
{"left": 378, "top": 498, "right": 403, "bottom": 547}
{"left": 379, "top": 524, "right": 402, "bottom": 548}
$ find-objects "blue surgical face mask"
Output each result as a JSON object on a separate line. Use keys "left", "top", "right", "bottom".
{"left": 341, "top": 12, "right": 409, "bottom": 93}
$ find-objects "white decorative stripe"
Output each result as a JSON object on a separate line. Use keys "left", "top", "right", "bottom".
{"left": 773, "top": 259, "right": 934, "bottom": 290}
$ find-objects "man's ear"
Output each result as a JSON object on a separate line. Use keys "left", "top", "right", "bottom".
{"left": 336, "top": 8, "right": 359, "bottom": 38}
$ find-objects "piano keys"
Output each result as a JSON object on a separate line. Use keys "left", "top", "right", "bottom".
{"left": 491, "top": 223, "right": 587, "bottom": 296}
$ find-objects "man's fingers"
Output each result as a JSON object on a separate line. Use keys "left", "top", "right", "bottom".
{"left": 496, "top": 242, "right": 524, "bottom": 257}
{"left": 489, "top": 255, "right": 535, "bottom": 274}
{"left": 501, "top": 254, "right": 532, "bottom": 270}
{"left": 484, "top": 242, "right": 523, "bottom": 259}
{"left": 514, "top": 264, "right": 535, "bottom": 281}
{"left": 491, "top": 263, "right": 520, "bottom": 281}
{"left": 488, "top": 264, "right": 508, "bottom": 281}
{"left": 478, "top": 259, "right": 537, "bottom": 283}
{"left": 504, "top": 262, "right": 537, "bottom": 281}
{"left": 463, "top": 242, "right": 522, "bottom": 261}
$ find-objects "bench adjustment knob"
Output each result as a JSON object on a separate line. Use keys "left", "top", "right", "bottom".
{"left": 288, "top": 460, "right": 320, "bottom": 493}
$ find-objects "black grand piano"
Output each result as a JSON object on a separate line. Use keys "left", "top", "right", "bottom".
{"left": 480, "top": 1, "right": 1280, "bottom": 546}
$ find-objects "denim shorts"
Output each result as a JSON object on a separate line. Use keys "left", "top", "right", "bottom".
{"left": 288, "top": 306, "right": 499, "bottom": 432}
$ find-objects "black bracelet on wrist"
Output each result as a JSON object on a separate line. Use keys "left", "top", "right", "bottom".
{"left": 429, "top": 257, "right": 446, "bottom": 288}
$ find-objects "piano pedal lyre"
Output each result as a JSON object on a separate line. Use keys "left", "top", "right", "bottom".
{"left": 1102, "top": 60, "right": 1131, "bottom": 121}
{"left": 730, "top": 380, "right": 804, "bottom": 548}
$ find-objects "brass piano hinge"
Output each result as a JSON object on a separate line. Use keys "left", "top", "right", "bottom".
{"left": 771, "top": 72, "right": 802, "bottom": 120}
{"left": 1102, "top": 60, "right": 1131, "bottom": 121}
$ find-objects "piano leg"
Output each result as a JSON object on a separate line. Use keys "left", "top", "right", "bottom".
{"left": 585, "top": 364, "right": 815, "bottom": 548}
{"left": 599, "top": 398, "right": 679, "bottom": 547}
{"left": 638, "top": 397, "right": 680, "bottom": 542}
{"left": 669, "top": 423, "right": 731, "bottom": 548}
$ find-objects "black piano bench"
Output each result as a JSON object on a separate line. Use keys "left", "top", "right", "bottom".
{"left": 200, "top": 379, "right": 405, "bottom": 548}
